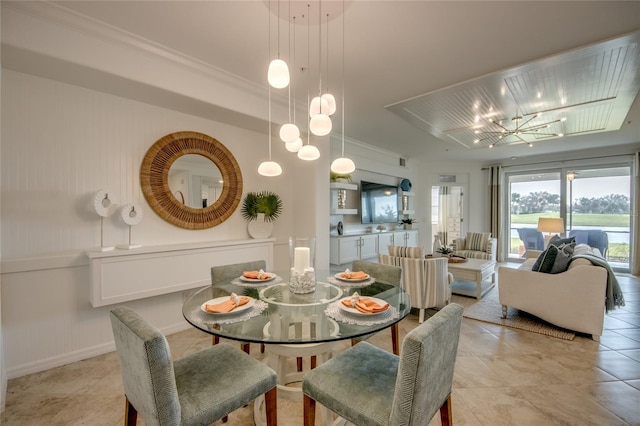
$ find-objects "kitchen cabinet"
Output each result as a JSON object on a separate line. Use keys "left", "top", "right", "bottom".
{"left": 330, "top": 234, "right": 378, "bottom": 265}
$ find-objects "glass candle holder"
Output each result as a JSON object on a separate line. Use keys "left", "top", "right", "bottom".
{"left": 289, "top": 236, "right": 317, "bottom": 293}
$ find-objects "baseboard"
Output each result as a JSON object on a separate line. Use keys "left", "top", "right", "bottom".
{"left": 7, "top": 321, "right": 191, "bottom": 379}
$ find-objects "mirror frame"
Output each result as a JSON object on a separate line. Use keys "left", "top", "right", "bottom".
{"left": 141, "top": 131, "right": 243, "bottom": 229}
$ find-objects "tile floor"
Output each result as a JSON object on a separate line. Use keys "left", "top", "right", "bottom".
{"left": 1, "top": 269, "right": 639, "bottom": 425}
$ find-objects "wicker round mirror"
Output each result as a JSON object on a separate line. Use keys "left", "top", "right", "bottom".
{"left": 141, "top": 131, "right": 243, "bottom": 229}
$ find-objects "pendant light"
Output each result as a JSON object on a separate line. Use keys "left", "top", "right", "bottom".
{"left": 309, "top": 1, "right": 332, "bottom": 136}
{"left": 298, "top": 4, "right": 320, "bottom": 161}
{"left": 279, "top": 2, "right": 300, "bottom": 143}
{"left": 284, "top": 16, "right": 303, "bottom": 152}
{"left": 331, "top": 1, "right": 355, "bottom": 174}
{"left": 258, "top": 86, "right": 283, "bottom": 176}
{"left": 267, "top": 0, "right": 290, "bottom": 89}
{"left": 321, "top": 12, "right": 336, "bottom": 115}
{"left": 259, "top": 13, "right": 282, "bottom": 177}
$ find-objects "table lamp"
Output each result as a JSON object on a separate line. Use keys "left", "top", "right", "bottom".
{"left": 537, "top": 217, "right": 565, "bottom": 248}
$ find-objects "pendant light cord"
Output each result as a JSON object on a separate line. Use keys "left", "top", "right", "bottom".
{"left": 341, "top": 0, "right": 345, "bottom": 156}
{"left": 306, "top": 4, "right": 311, "bottom": 146}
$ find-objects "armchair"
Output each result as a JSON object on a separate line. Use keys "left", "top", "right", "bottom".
{"left": 569, "top": 229, "right": 608, "bottom": 258}
{"left": 380, "top": 246, "right": 452, "bottom": 323}
{"left": 453, "top": 232, "right": 497, "bottom": 262}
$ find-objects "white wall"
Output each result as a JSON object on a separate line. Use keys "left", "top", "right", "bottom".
{"left": 0, "top": 70, "right": 331, "bottom": 378}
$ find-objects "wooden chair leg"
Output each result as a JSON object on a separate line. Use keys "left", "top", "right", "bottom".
{"left": 124, "top": 396, "right": 137, "bottom": 426}
{"left": 242, "top": 342, "right": 251, "bottom": 354}
{"left": 261, "top": 343, "right": 265, "bottom": 353}
{"left": 222, "top": 415, "right": 228, "bottom": 422}
{"left": 391, "top": 323, "right": 399, "bottom": 355}
{"left": 265, "top": 386, "right": 278, "bottom": 426}
{"left": 351, "top": 338, "right": 357, "bottom": 347}
{"left": 297, "top": 357, "right": 303, "bottom": 371}
{"left": 439, "top": 394, "right": 452, "bottom": 426}
{"left": 212, "top": 335, "right": 219, "bottom": 345}
{"left": 310, "top": 355, "right": 317, "bottom": 369}
{"left": 303, "top": 394, "right": 316, "bottom": 426}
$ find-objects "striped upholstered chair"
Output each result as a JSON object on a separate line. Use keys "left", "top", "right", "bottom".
{"left": 453, "top": 232, "right": 497, "bottom": 261}
{"left": 380, "top": 246, "right": 452, "bottom": 323}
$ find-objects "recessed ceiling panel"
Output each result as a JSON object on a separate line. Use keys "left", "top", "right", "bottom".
{"left": 386, "top": 31, "right": 640, "bottom": 150}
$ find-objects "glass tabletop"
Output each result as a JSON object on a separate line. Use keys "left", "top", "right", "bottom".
{"left": 182, "top": 270, "right": 411, "bottom": 345}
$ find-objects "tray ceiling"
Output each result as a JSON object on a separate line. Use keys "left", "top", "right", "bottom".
{"left": 386, "top": 32, "right": 640, "bottom": 150}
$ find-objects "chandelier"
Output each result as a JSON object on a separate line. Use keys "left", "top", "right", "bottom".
{"left": 473, "top": 113, "right": 566, "bottom": 148}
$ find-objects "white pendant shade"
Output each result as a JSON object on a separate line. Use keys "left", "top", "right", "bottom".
{"left": 309, "top": 113, "right": 332, "bottom": 136}
{"left": 258, "top": 160, "right": 283, "bottom": 176}
{"left": 330, "top": 157, "right": 356, "bottom": 174}
{"left": 322, "top": 93, "right": 337, "bottom": 115}
{"left": 280, "top": 123, "right": 300, "bottom": 143}
{"left": 267, "top": 59, "right": 290, "bottom": 89}
{"left": 285, "top": 138, "right": 303, "bottom": 152}
{"left": 297, "top": 144, "right": 320, "bottom": 161}
{"left": 309, "top": 96, "right": 330, "bottom": 117}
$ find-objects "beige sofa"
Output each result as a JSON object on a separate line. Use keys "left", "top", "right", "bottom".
{"left": 498, "top": 247, "right": 607, "bottom": 341}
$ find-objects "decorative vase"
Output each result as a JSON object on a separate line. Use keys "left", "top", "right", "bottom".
{"left": 433, "top": 235, "right": 443, "bottom": 256}
{"left": 337, "top": 189, "right": 347, "bottom": 209}
{"left": 289, "top": 236, "right": 316, "bottom": 294}
{"left": 247, "top": 213, "right": 273, "bottom": 239}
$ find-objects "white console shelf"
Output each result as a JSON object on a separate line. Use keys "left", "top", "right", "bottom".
{"left": 330, "top": 182, "right": 359, "bottom": 215}
{"left": 86, "top": 238, "right": 274, "bottom": 307}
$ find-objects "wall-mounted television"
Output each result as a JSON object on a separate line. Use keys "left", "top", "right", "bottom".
{"left": 360, "top": 181, "right": 399, "bottom": 224}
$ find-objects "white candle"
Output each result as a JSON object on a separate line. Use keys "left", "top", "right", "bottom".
{"left": 294, "top": 247, "right": 310, "bottom": 273}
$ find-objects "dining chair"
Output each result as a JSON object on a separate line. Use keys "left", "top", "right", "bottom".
{"left": 350, "top": 260, "right": 403, "bottom": 355}
{"left": 211, "top": 260, "right": 267, "bottom": 353}
{"left": 302, "top": 303, "right": 463, "bottom": 426}
{"left": 110, "top": 306, "right": 277, "bottom": 426}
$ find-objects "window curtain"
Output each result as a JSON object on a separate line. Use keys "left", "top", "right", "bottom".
{"left": 488, "top": 166, "right": 503, "bottom": 261}
{"left": 633, "top": 153, "right": 640, "bottom": 275}
{"left": 437, "top": 186, "right": 450, "bottom": 245}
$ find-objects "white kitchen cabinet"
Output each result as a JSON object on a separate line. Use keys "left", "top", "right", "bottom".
{"left": 330, "top": 234, "right": 379, "bottom": 265}
{"left": 377, "top": 232, "right": 395, "bottom": 255}
{"left": 393, "top": 230, "right": 419, "bottom": 247}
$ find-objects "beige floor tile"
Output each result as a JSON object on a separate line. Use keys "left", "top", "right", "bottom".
{"left": 516, "top": 383, "right": 629, "bottom": 426}
{"left": 579, "top": 381, "right": 640, "bottom": 425}
{"left": 477, "top": 354, "right": 566, "bottom": 387}
{"left": 455, "top": 387, "right": 554, "bottom": 426}
{"left": 596, "top": 351, "right": 640, "bottom": 380}
{"left": 453, "top": 355, "right": 510, "bottom": 389}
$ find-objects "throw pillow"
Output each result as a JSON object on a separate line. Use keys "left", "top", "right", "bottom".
{"left": 550, "top": 246, "right": 571, "bottom": 273}
{"left": 548, "top": 235, "right": 576, "bottom": 248}
{"left": 466, "top": 232, "right": 490, "bottom": 252}
{"left": 532, "top": 245, "right": 559, "bottom": 273}
{"left": 389, "top": 245, "right": 424, "bottom": 258}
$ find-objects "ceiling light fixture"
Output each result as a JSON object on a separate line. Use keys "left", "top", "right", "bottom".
{"left": 473, "top": 112, "right": 566, "bottom": 148}
{"left": 298, "top": 4, "right": 320, "bottom": 161}
{"left": 267, "top": 0, "right": 290, "bottom": 89}
{"left": 330, "top": 1, "right": 355, "bottom": 175}
{"left": 279, "top": 1, "right": 300, "bottom": 143}
{"left": 309, "top": 1, "right": 332, "bottom": 136}
{"left": 259, "top": 10, "right": 282, "bottom": 177}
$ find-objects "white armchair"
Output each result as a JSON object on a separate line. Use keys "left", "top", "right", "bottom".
{"left": 453, "top": 232, "right": 497, "bottom": 262}
{"left": 379, "top": 247, "right": 452, "bottom": 323}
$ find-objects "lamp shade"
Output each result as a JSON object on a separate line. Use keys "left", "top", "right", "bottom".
{"left": 258, "top": 160, "right": 283, "bottom": 176}
{"left": 267, "top": 59, "right": 290, "bottom": 89}
{"left": 309, "top": 96, "right": 330, "bottom": 117}
{"left": 297, "top": 144, "right": 320, "bottom": 161}
{"left": 309, "top": 113, "right": 332, "bottom": 136}
{"left": 285, "top": 138, "right": 303, "bottom": 152}
{"left": 280, "top": 123, "right": 300, "bottom": 143}
{"left": 537, "top": 217, "right": 565, "bottom": 234}
{"left": 330, "top": 157, "right": 356, "bottom": 174}
{"left": 321, "top": 93, "right": 337, "bottom": 115}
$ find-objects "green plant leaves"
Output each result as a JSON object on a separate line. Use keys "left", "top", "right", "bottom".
{"left": 241, "top": 191, "right": 283, "bottom": 222}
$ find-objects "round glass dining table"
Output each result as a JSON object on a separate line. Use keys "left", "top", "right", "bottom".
{"left": 182, "top": 270, "right": 411, "bottom": 345}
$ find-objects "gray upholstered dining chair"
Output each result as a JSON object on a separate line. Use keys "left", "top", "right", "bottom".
{"left": 211, "top": 260, "right": 267, "bottom": 353}
{"left": 350, "top": 260, "right": 403, "bottom": 355}
{"left": 302, "top": 303, "right": 463, "bottom": 426}
{"left": 110, "top": 306, "right": 277, "bottom": 426}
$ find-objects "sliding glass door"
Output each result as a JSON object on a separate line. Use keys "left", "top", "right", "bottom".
{"left": 507, "top": 165, "right": 631, "bottom": 271}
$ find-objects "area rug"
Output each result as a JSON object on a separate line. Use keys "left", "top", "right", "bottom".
{"left": 461, "top": 288, "right": 576, "bottom": 340}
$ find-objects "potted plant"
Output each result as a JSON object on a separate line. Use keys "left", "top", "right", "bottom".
{"left": 401, "top": 218, "right": 415, "bottom": 230}
{"left": 241, "top": 191, "right": 283, "bottom": 222}
{"left": 436, "top": 245, "right": 454, "bottom": 256}
{"left": 241, "top": 191, "right": 282, "bottom": 239}
{"left": 330, "top": 171, "right": 352, "bottom": 183}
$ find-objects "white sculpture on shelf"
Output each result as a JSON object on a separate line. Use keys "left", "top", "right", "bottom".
{"left": 118, "top": 203, "right": 143, "bottom": 250}
{"left": 92, "top": 189, "right": 118, "bottom": 252}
